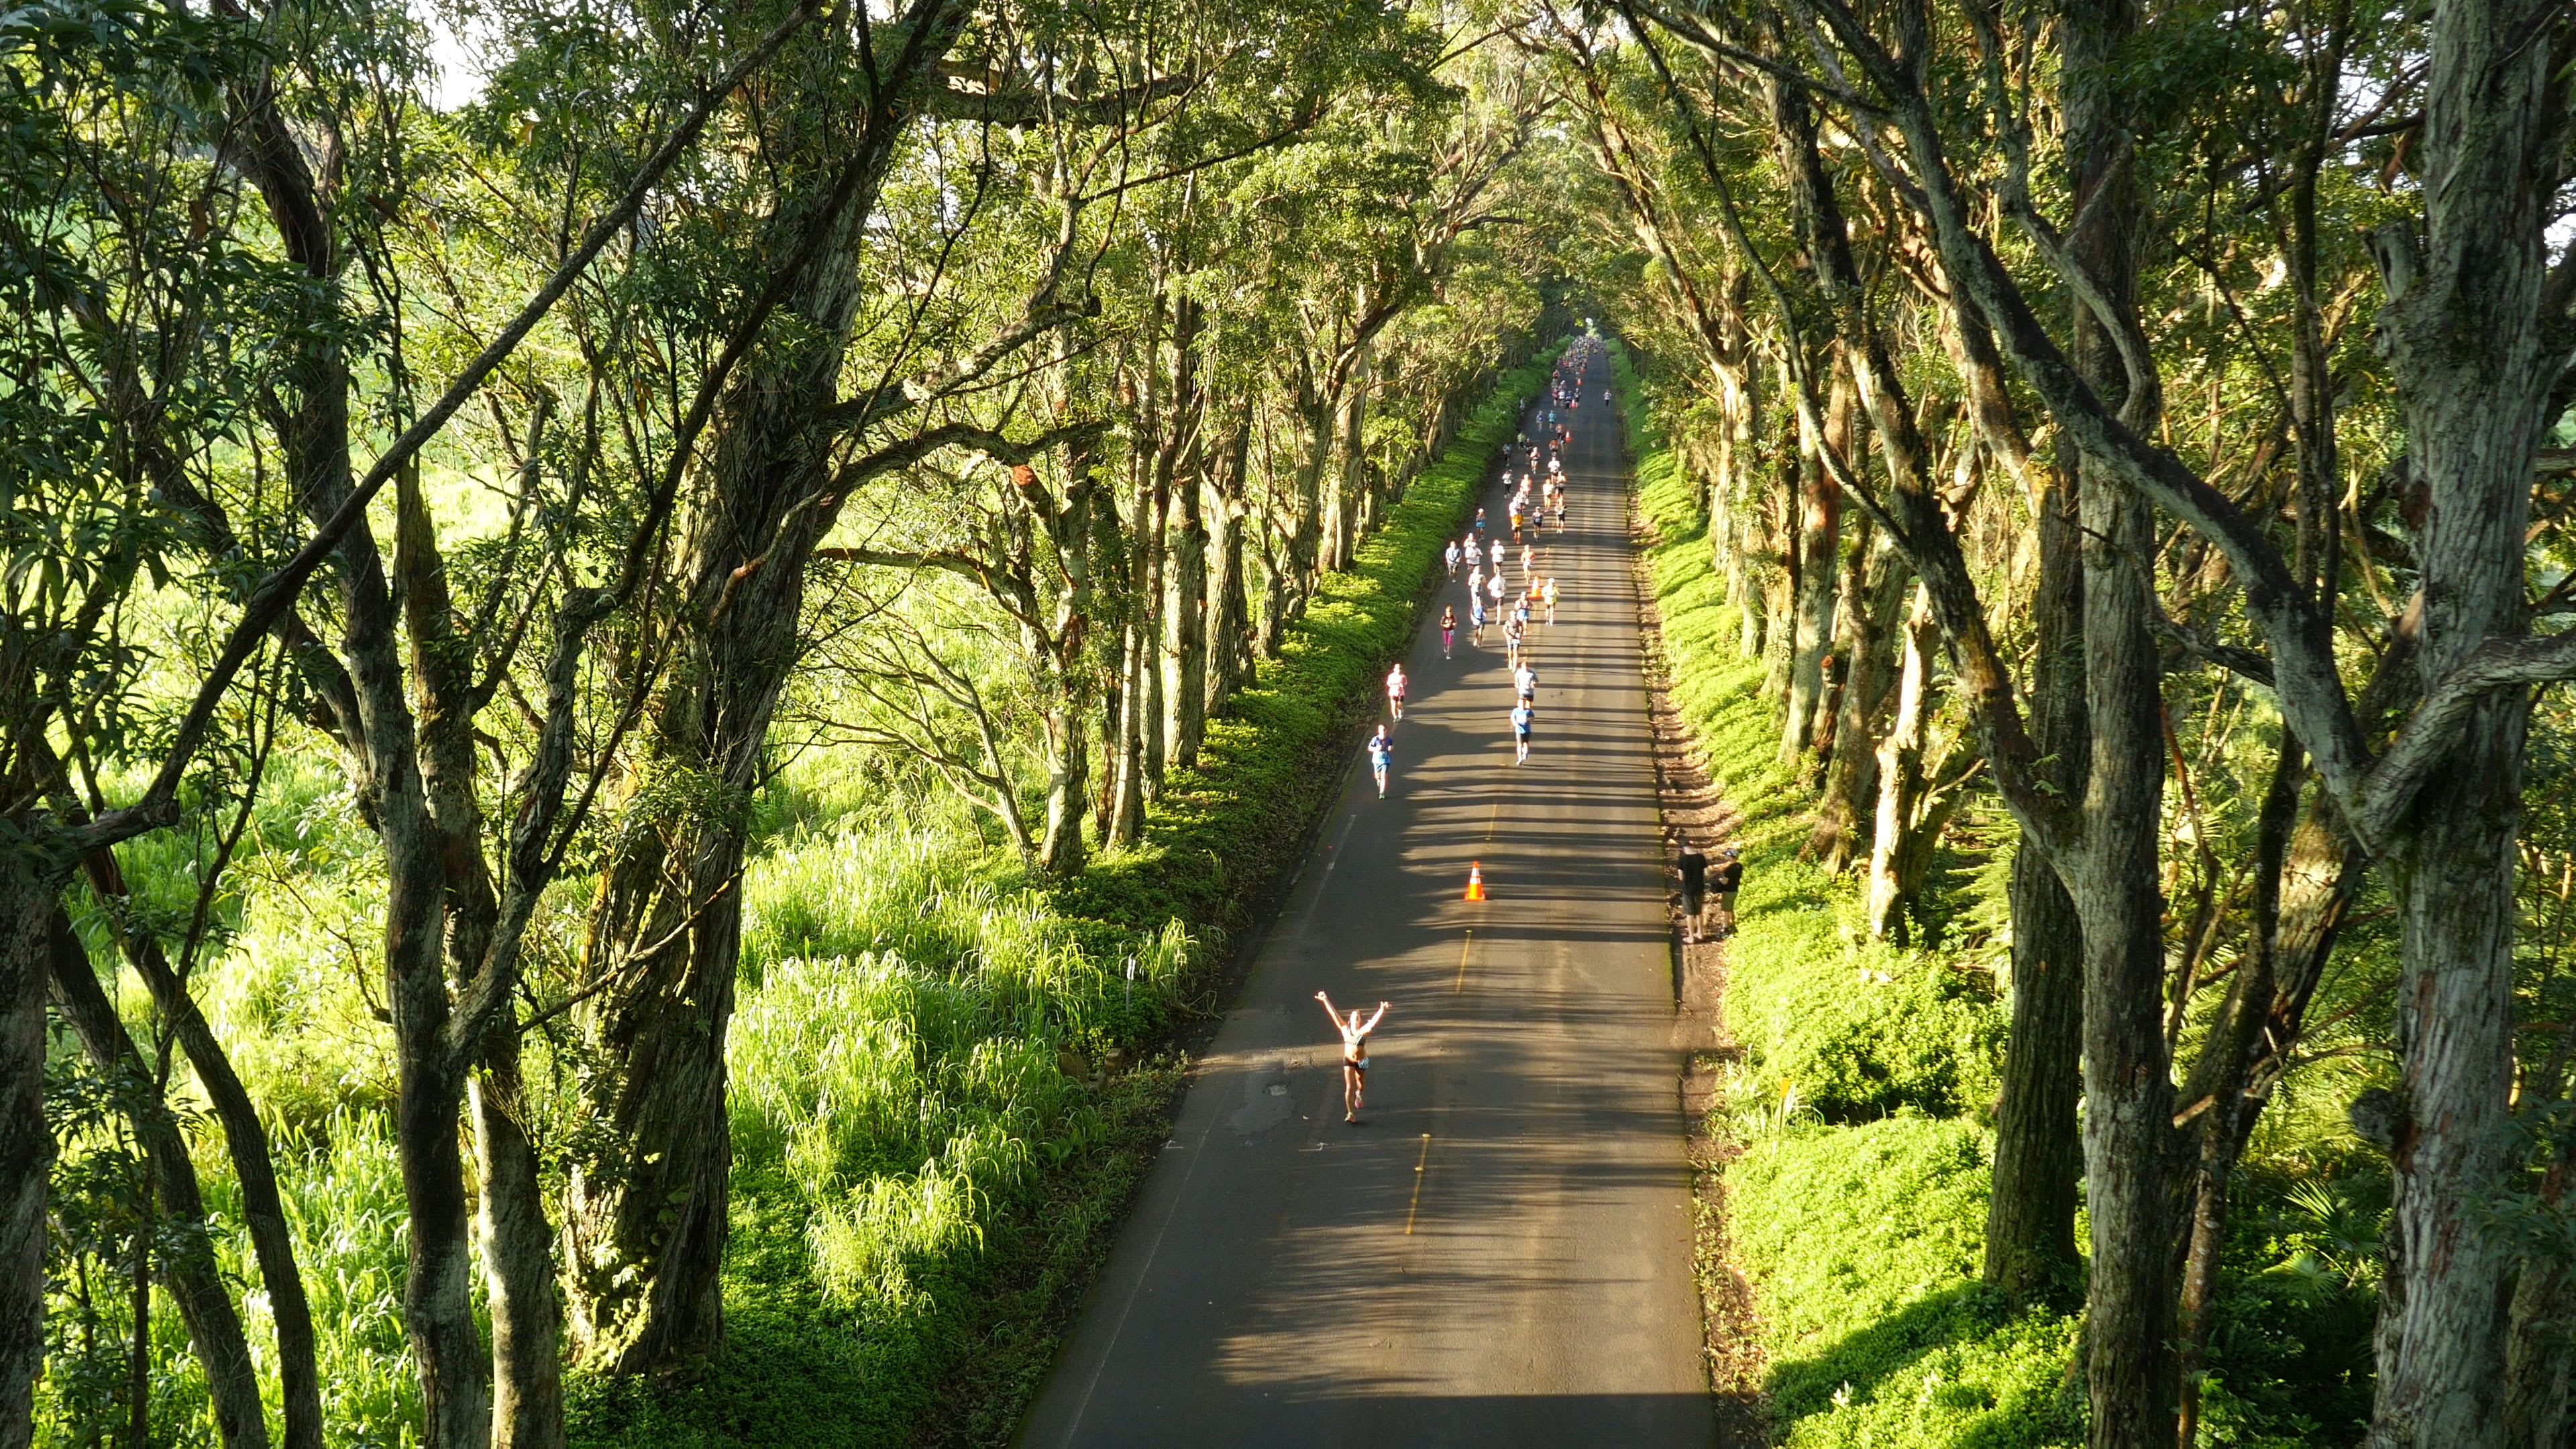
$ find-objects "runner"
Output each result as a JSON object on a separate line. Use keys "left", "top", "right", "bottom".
{"left": 1365, "top": 724, "right": 1393, "bottom": 798}
{"left": 1385, "top": 662, "right": 1407, "bottom": 722}
{"left": 1514, "top": 659, "right": 1537, "bottom": 707}
{"left": 1520, "top": 541, "right": 1535, "bottom": 582}
{"left": 1542, "top": 576, "right": 1559, "bottom": 623}
{"left": 1512, "top": 591, "right": 1532, "bottom": 637}
{"left": 1489, "top": 537, "right": 1505, "bottom": 573}
{"left": 1446, "top": 539, "right": 1460, "bottom": 578}
{"left": 1485, "top": 569, "right": 1505, "bottom": 614}
{"left": 1510, "top": 697, "right": 1532, "bottom": 765}
{"left": 1503, "top": 612, "right": 1525, "bottom": 668}
{"left": 1440, "top": 605, "right": 1456, "bottom": 659}
{"left": 1468, "top": 559, "right": 1483, "bottom": 601}
{"left": 1470, "top": 592, "right": 1487, "bottom": 647}
{"left": 1314, "top": 991, "right": 1389, "bottom": 1123}
{"left": 1472, "top": 507, "right": 1487, "bottom": 539}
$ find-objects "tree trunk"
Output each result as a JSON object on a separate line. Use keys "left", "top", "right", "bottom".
{"left": 1287, "top": 369, "right": 1334, "bottom": 606}
{"left": 74, "top": 849, "right": 325, "bottom": 1449}
{"left": 2363, "top": 5, "right": 2561, "bottom": 1444}
{"left": 1108, "top": 464, "right": 1150, "bottom": 846}
{"left": 0, "top": 849, "right": 47, "bottom": 1449}
{"left": 475, "top": 1031, "right": 563, "bottom": 1449}
{"left": 1036, "top": 445, "right": 1102, "bottom": 877}
{"left": 2373, "top": 701, "right": 2526, "bottom": 1449}
{"left": 1981, "top": 431, "right": 2090, "bottom": 1305}
{"left": 1154, "top": 300, "right": 1203, "bottom": 774}
{"left": 1205, "top": 422, "right": 1252, "bottom": 713}
{"left": 1781, "top": 366, "right": 1843, "bottom": 761}
{"left": 2069, "top": 460, "right": 2176, "bottom": 1449}
{"left": 2053, "top": 1, "right": 2180, "bottom": 1430}
{"left": 44, "top": 912, "right": 271, "bottom": 1449}
{"left": 1865, "top": 586, "right": 1941, "bottom": 941}
{"left": 307, "top": 414, "right": 488, "bottom": 1449}
{"left": 1812, "top": 523, "right": 1902, "bottom": 872}
{"left": 1336, "top": 332, "right": 1371, "bottom": 559}
{"left": 565, "top": 5, "right": 973, "bottom": 1365}
{"left": 398, "top": 457, "right": 571, "bottom": 1449}
{"left": 1167, "top": 472, "right": 1209, "bottom": 771}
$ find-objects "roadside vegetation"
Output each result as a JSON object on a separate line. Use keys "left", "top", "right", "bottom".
{"left": 1619, "top": 333, "right": 2486, "bottom": 1446}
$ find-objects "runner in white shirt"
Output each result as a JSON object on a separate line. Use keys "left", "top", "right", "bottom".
{"left": 1385, "top": 663, "right": 1407, "bottom": 722}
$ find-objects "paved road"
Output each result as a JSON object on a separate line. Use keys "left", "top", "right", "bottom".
{"left": 1018, "top": 339, "right": 1711, "bottom": 1448}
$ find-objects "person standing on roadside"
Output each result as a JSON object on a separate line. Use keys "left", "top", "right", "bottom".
{"left": 1674, "top": 832, "right": 1708, "bottom": 943}
{"left": 1710, "top": 845, "right": 1745, "bottom": 939}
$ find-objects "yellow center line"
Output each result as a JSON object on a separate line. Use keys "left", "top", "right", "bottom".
{"left": 1484, "top": 800, "right": 1501, "bottom": 841}
{"left": 1405, "top": 1132, "right": 1434, "bottom": 1236}
{"left": 1453, "top": 929, "right": 1474, "bottom": 994}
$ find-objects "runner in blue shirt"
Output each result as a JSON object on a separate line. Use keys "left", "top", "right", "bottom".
{"left": 1510, "top": 700, "right": 1532, "bottom": 764}
{"left": 1366, "top": 724, "right": 1393, "bottom": 798}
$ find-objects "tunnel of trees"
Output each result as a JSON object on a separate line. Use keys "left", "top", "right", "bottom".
{"left": 2, "top": 0, "right": 2572, "bottom": 1442}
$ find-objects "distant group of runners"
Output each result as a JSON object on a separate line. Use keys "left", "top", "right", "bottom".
{"left": 1324, "top": 338, "right": 1744, "bottom": 1122}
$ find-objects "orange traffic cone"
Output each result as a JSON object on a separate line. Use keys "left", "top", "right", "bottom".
{"left": 1464, "top": 862, "right": 1487, "bottom": 902}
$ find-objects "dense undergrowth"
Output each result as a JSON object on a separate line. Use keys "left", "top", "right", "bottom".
{"left": 1615, "top": 342, "right": 2386, "bottom": 1448}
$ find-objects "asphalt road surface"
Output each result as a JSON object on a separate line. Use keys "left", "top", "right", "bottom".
{"left": 1018, "top": 339, "right": 1712, "bottom": 1448}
